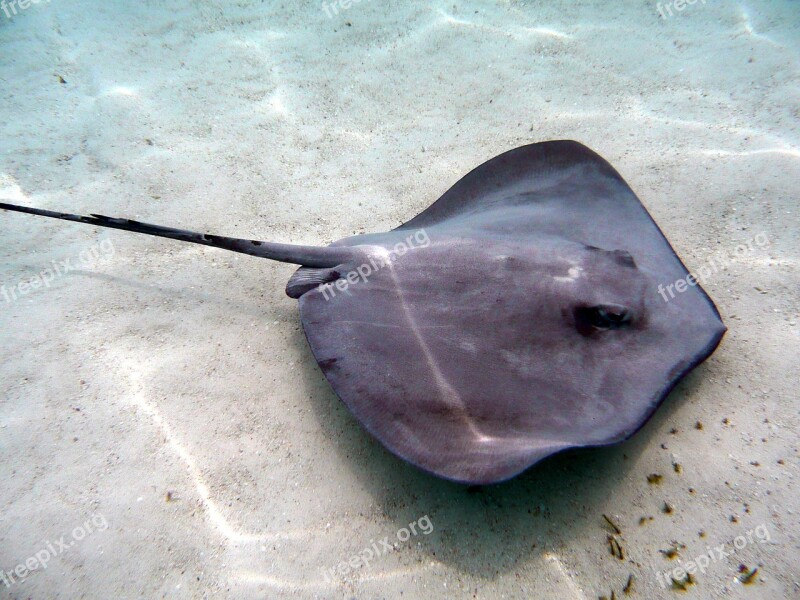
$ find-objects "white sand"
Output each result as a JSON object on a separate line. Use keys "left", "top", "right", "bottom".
{"left": 0, "top": 0, "right": 798, "bottom": 598}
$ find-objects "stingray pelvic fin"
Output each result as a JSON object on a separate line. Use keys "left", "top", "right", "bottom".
{"left": 0, "top": 202, "right": 355, "bottom": 269}
{"left": 286, "top": 266, "right": 343, "bottom": 298}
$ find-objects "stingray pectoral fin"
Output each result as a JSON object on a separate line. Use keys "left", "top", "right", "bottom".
{"left": 0, "top": 202, "right": 356, "bottom": 268}
{"left": 286, "top": 267, "right": 343, "bottom": 298}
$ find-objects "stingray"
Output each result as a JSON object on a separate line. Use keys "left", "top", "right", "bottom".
{"left": 1, "top": 141, "right": 725, "bottom": 484}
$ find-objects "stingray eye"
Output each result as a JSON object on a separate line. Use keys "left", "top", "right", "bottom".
{"left": 573, "top": 304, "right": 632, "bottom": 336}
{"left": 593, "top": 306, "right": 630, "bottom": 328}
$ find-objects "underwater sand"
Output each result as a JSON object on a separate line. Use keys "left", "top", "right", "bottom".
{"left": 0, "top": 0, "right": 798, "bottom": 598}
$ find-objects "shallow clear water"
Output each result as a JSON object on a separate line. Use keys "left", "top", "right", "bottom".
{"left": 0, "top": 1, "right": 798, "bottom": 598}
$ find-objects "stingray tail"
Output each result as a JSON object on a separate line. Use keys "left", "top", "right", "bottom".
{"left": 0, "top": 202, "right": 354, "bottom": 268}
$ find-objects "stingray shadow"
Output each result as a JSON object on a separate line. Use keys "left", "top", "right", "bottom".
{"left": 67, "top": 262, "right": 718, "bottom": 582}
{"left": 292, "top": 322, "right": 721, "bottom": 580}
{"left": 61, "top": 269, "right": 278, "bottom": 320}
{"left": 72, "top": 266, "right": 716, "bottom": 581}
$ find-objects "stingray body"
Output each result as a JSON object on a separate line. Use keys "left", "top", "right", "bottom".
{"left": 1, "top": 141, "right": 725, "bottom": 484}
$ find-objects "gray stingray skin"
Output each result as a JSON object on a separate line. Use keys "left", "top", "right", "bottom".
{"left": 0, "top": 140, "right": 726, "bottom": 485}
{"left": 292, "top": 141, "right": 726, "bottom": 484}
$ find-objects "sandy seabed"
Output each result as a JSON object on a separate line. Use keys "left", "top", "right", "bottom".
{"left": 0, "top": 1, "right": 798, "bottom": 598}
